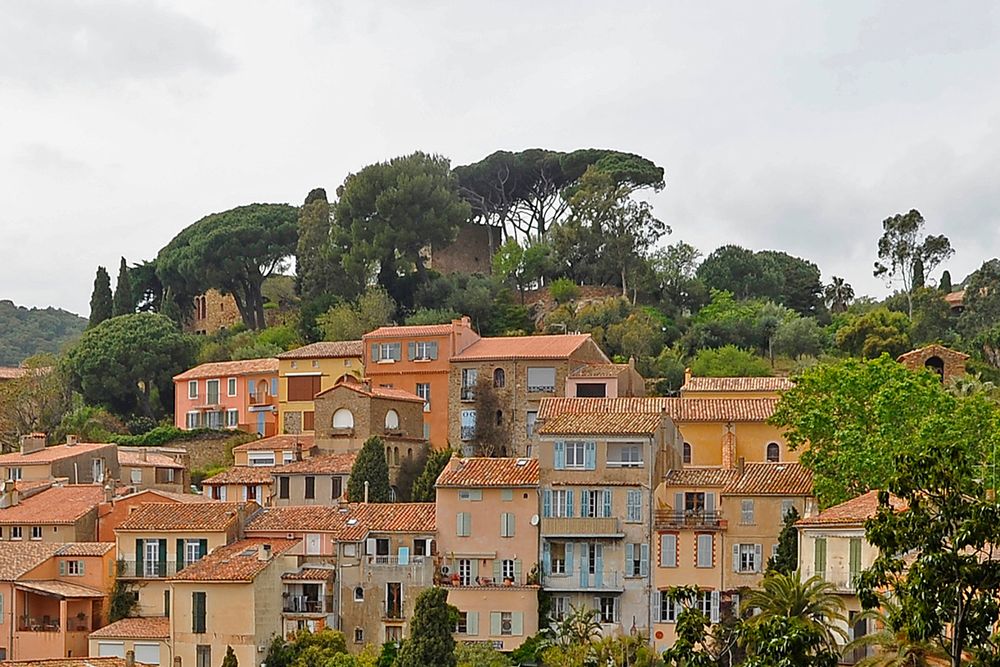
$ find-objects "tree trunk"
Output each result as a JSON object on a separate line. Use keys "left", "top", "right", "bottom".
{"left": 621, "top": 267, "right": 628, "bottom": 298}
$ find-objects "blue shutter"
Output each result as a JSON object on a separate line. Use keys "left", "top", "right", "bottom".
{"left": 565, "top": 543, "right": 574, "bottom": 575}
{"left": 543, "top": 489, "right": 551, "bottom": 517}
{"left": 566, "top": 490, "right": 575, "bottom": 518}
{"left": 640, "top": 544, "right": 649, "bottom": 577}
{"left": 625, "top": 543, "right": 634, "bottom": 574}
{"left": 554, "top": 441, "right": 565, "bottom": 470}
{"left": 603, "top": 489, "right": 612, "bottom": 518}
{"left": 580, "top": 490, "right": 588, "bottom": 517}
{"left": 579, "top": 543, "right": 589, "bottom": 587}
{"left": 585, "top": 441, "right": 596, "bottom": 470}
{"left": 271, "top": 378, "right": 278, "bottom": 396}
{"left": 542, "top": 542, "right": 551, "bottom": 575}
{"left": 407, "top": 342, "right": 416, "bottom": 361}
{"left": 594, "top": 544, "right": 604, "bottom": 587}
{"left": 429, "top": 342, "right": 439, "bottom": 360}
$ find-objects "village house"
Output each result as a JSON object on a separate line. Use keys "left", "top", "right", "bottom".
{"left": 173, "top": 359, "right": 279, "bottom": 437}
{"left": 0, "top": 483, "right": 106, "bottom": 543}
{"left": 116, "top": 450, "right": 187, "bottom": 496}
{"left": 168, "top": 538, "right": 299, "bottom": 667}
{"left": 565, "top": 360, "right": 646, "bottom": 399}
{"left": 0, "top": 436, "right": 119, "bottom": 486}
{"left": 89, "top": 618, "right": 170, "bottom": 666}
{"left": 897, "top": 343, "right": 969, "bottom": 382}
{"left": 650, "top": 461, "right": 814, "bottom": 650}
{"left": 0, "top": 542, "right": 116, "bottom": 661}
{"left": 434, "top": 457, "right": 541, "bottom": 652}
{"left": 95, "top": 490, "right": 208, "bottom": 543}
{"left": 534, "top": 401, "right": 683, "bottom": 638}
{"left": 277, "top": 342, "right": 364, "bottom": 435}
{"left": 450, "top": 333, "right": 634, "bottom": 458}
{"left": 201, "top": 467, "right": 275, "bottom": 506}
{"left": 231, "top": 435, "right": 317, "bottom": 468}
{"left": 271, "top": 454, "right": 356, "bottom": 506}
{"left": 362, "top": 319, "right": 480, "bottom": 448}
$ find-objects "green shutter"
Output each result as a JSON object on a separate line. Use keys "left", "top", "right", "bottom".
{"left": 493, "top": 560, "right": 501, "bottom": 583}
{"left": 849, "top": 537, "right": 862, "bottom": 582}
{"left": 135, "top": 539, "right": 144, "bottom": 575}
{"left": 58, "top": 560, "right": 66, "bottom": 576}
{"left": 176, "top": 539, "right": 185, "bottom": 572}
{"left": 490, "top": 611, "right": 501, "bottom": 637}
{"left": 158, "top": 539, "right": 168, "bottom": 577}
{"left": 814, "top": 538, "right": 827, "bottom": 577}
{"left": 466, "top": 611, "right": 478, "bottom": 636}
{"left": 511, "top": 611, "right": 523, "bottom": 636}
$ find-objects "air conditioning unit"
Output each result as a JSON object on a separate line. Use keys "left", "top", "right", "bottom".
{"left": 440, "top": 565, "right": 451, "bottom": 576}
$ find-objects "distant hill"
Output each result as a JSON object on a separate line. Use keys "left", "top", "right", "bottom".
{"left": 0, "top": 300, "right": 87, "bottom": 365}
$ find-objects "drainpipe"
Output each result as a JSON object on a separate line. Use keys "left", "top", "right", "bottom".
{"left": 645, "top": 433, "right": 654, "bottom": 643}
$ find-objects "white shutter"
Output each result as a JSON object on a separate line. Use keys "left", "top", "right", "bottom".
{"left": 754, "top": 544, "right": 763, "bottom": 572}
{"left": 366, "top": 538, "right": 377, "bottom": 555}
{"left": 660, "top": 534, "right": 677, "bottom": 567}
{"left": 97, "top": 642, "right": 126, "bottom": 658}
{"left": 467, "top": 611, "right": 479, "bottom": 636}
{"left": 710, "top": 591, "right": 720, "bottom": 623}
{"left": 732, "top": 544, "right": 740, "bottom": 572}
{"left": 134, "top": 643, "right": 161, "bottom": 665}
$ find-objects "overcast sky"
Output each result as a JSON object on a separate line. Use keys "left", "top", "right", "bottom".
{"left": 3, "top": 1, "right": 999, "bottom": 316}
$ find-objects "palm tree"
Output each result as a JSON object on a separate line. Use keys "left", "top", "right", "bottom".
{"left": 825, "top": 276, "right": 855, "bottom": 314}
{"left": 743, "top": 570, "right": 847, "bottom": 648}
{"left": 844, "top": 598, "right": 949, "bottom": 666}
{"left": 551, "top": 604, "right": 602, "bottom": 646}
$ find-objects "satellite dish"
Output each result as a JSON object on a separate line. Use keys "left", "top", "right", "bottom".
{"left": 530, "top": 514, "right": 540, "bottom": 526}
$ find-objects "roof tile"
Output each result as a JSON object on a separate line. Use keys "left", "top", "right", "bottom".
{"left": 537, "top": 397, "right": 778, "bottom": 423}
{"left": 453, "top": 334, "right": 595, "bottom": 361}
{"left": 723, "top": 462, "right": 812, "bottom": 496}
{"left": 436, "top": 457, "right": 539, "bottom": 487}
{"left": 0, "top": 485, "right": 105, "bottom": 525}
{"left": 118, "top": 451, "right": 185, "bottom": 469}
{"left": 0, "top": 442, "right": 116, "bottom": 466}
{"left": 232, "top": 434, "right": 315, "bottom": 452}
{"left": 171, "top": 537, "right": 298, "bottom": 582}
{"left": 681, "top": 376, "right": 794, "bottom": 393}
{"left": 274, "top": 454, "right": 356, "bottom": 475}
{"left": 797, "top": 490, "right": 906, "bottom": 526}
{"left": 202, "top": 467, "right": 275, "bottom": 485}
{"left": 0, "top": 543, "right": 62, "bottom": 580}
{"left": 173, "top": 358, "right": 277, "bottom": 381}
{"left": 363, "top": 324, "right": 457, "bottom": 339}
{"left": 88, "top": 616, "right": 170, "bottom": 639}
{"left": 538, "top": 412, "right": 664, "bottom": 436}
{"left": 568, "top": 363, "right": 631, "bottom": 378}
{"left": 0, "top": 658, "right": 154, "bottom": 667}
{"left": 277, "top": 341, "right": 363, "bottom": 360}
{"left": 117, "top": 502, "right": 254, "bottom": 531}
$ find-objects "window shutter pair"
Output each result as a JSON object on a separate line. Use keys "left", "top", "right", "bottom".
{"left": 603, "top": 489, "right": 613, "bottom": 518}
{"left": 500, "top": 513, "right": 515, "bottom": 537}
{"left": 192, "top": 592, "right": 206, "bottom": 633}
{"left": 457, "top": 512, "right": 471, "bottom": 536}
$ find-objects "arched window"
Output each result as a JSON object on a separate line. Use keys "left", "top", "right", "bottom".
{"left": 393, "top": 447, "right": 400, "bottom": 465}
{"left": 766, "top": 442, "right": 780, "bottom": 463}
{"left": 682, "top": 442, "right": 692, "bottom": 465}
{"left": 925, "top": 356, "right": 945, "bottom": 381}
{"left": 385, "top": 409, "right": 400, "bottom": 430}
{"left": 407, "top": 448, "right": 413, "bottom": 459}
{"left": 332, "top": 408, "right": 354, "bottom": 429}
{"left": 354, "top": 586, "right": 364, "bottom": 601}
{"left": 493, "top": 368, "right": 505, "bottom": 388}
{"left": 496, "top": 410, "right": 503, "bottom": 426}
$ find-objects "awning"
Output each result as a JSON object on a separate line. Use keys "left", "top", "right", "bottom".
{"left": 17, "top": 580, "right": 105, "bottom": 598}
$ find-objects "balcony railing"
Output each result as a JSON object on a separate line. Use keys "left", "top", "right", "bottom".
{"left": 117, "top": 560, "right": 179, "bottom": 578}
{"left": 542, "top": 570, "right": 625, "bottom": 591}
{"left": 800, "top": 568, "right": 859, "bottom": 593}
{"left": 282, "top": 595, "right": 332, "bottom": 614}
{"left": 527, "top": 384, "right": 555, "bottom": 393}
{"left": 366, "top": 555, "right": 427, "bottom": 567}
{"left": 248, "top": 392, "right": 274, "bottom": 406}
{"left": 654, "top": 510, "right": 726, "bottom": 530}
{"left": 541, "top": 517, "right": 622, "bottom": 537}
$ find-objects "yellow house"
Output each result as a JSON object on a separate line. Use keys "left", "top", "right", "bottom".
{"left": 169, "top": 538, "right": 299, "bottom": 667}
{"left": 89, "top": 617, "right": 171, "bottom": 666}
{"left": 679, "top": 374, "right": 794, "bottom": 399}
{"left": 276, "top": 342, "right": 364, "bottom": 435}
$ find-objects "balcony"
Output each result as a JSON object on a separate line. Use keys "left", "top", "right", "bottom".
{"left": 248, "top": 392, "right": 275, "bottom": 407}
{"left": 541, "top": 517, "right": 623, "bottom": 538}
{"left": 654, "top": 510, "right": 726, "bottom": 530}
{"left": 542, "top": 570, "right": 625, "bottom": 592}
{"left": 282, "top": 595, "right": 333, "bottom": 614}
{"left": 366, "top": 555, "right": 427, "bottom": 567}
{"left": 800, "top": 568, "right": 859, "bottom": 593}
{"left": 383, "top": 602, "right": 404, "bottom": 621}
{"left": 117, "top": 560, "right": 179, "bottom": 578}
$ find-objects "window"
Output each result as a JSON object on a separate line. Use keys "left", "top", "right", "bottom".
{"left": 735, "top": 543, "right": 761, "bottom": 573}
{"left": 305, "top": 476, "right": 315, "bottom": 499}
{"left": 500, "top": 512, "right": 515, "bottom": 538}
{"left": 332, "top": 409, "right": 354, "bottom": 428}
{"left": 849, "top": 537, "right": 862, "bottom": 585}
{"left": 458, "top": 558, "right": 472, "bottom": 586}
{"left": 66, "top": 560, "right": 84, "bottom": 576}
{"left": 192, "top": 592, "right": 207, "bottom": 633}
{"left": 130, "top": 468, "right": 143, "bottom": 485}
{"left": 502, "top": 559, "right": 515, "bottom": 581}
{"left": 551, "top": 596, "right": 569, "bottom": 621}
{"left": 287, "top": 375, "right": 322, "bottom": 402}
{"left": 460, "top": 410, "right": 476, "bottom": 440}
{"left": 185, "top": 412, "right": 200, "bottom": 429}
{"left": 30, "top": 526, "right": 42, "bottom": 540}
{"left": 384, "top": 409, "right": 400, "bottom": 430}
{"left": 11, "top": 526, "right": 22, "bottom": 540}
{"left": 185, "top": 540, "right": 203, "bottom": 566}
{"left": 455, "top": 611, "right": 468, "bottom": 634}
{"left": 225, "top": 409, "right": 239, "bottom": 428}
{"left": 282, "top": 451, "right": 294, "bottom": 464}
{"left": 205, "top": 410, "right": 222, "bottom": 429}
{"left": 206, "top": 379, "right": 220, "bottom": 404}
{"left": 626, "top": 543, "right": 649, "bottom": 577}
{"left": 546, "top": 489, "right": 574, "bottom": 518}
{"left": 188, "top": 381, "right": 198, "bottom": 399}
{"left": 460, "top": 369, "right": 478, "bottom": 400}
{"left": 500, "top": 611, "right": 513, "bottom": 635}
{"left": 660, "top": 534, "right": 678, "bottom": 567}
{"left": 526, "top": 411, "right": 538, "bottom": 438}
{"left": 332, "top": 476, "right": 343, "bottom": 499}
{"left": 164, "top": 590, "right": 170, "bottom": 617}
{"left": 814, "top": 537, "right": 827, "bottom": 578}
{"left": 696, "top": 534, "right": 714, "bottom": 568}
{"left": 659, "top": 590, "right": 680, "bottom": 623}
{"left": 458, "top": 489, "right": 483, "bottom": 501}
{"left": 501, "top": 488, "right": 513, "bottom": 502}
{"left": 196, "top": 646, "right": 211, "bottom": 667}
{"left": 626, "top": 490, "right": 642, "bottom": 522}
{"left": 412, "top": 341, "right": 438, "bottom": 360}
{"left": 271, "top": 378, "right": 279, "bottom": 396}
{"left": 741, "top": 499, "right": 755, "bottom": 525}
{"left": 353, "top": 587, "right": 364, "bottom": 602}
{"left": 248, "top": 452, "right": 275, "bottom": 467}
{"left": 303, "top": 411, "right": 315, "bottom": 431}
{"left": 550, "top": 542, "right": 567, "bottom": 574}
{"left": 373, "top": 342, "right": 402, "bottom": 362}
{"left": 457, "top": 512, "right": 472, "bottom": 537}
{"left": 227, "top": 377, "right": 237, "bottom": 396}
{"left": 581, "top": 489, "right": 601, "bottom": 518}
{"left": 565, "top": 440, "right": 586, "bottom": 468}
{"left": 597, "top": 597, "right": 618, "bottom": 624}
{"left": 415, "top": 383, "right": 431, "bottom": 412}
{"left": 608, "top": 442, "right": 643, "bottom": 467}
{"left": 527, "top": 367, "right": 556, "bottom": 392}
{"left": 413, "top": 538, "right": 427, "bottom": 556}
{"left": 682, "top": 442, "right": 692, "bottom": 464}
{"left": 766, "top": 442, "right": 780, "bottom": 462}
{"left": 493, "top": 368, "right": 505, "bottom": 387}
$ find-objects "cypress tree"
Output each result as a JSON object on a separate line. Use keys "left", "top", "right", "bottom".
{"left": 766, "top": 507, "right": 800, "bottom": 574}
{"left": 112, "top": 257, "right": 133, "bottom": 317}
{"left": 941, "top": 270, "right": 953, "bottom": 293}
{"left": 347, "top": 436, "right": 392, "bottom": 503}
{"left": 221, "top": 646, "right": 238, "bottom": 667}
{"left": 411, "top": 449, "right": 453, "bottom": 502}
{"left": 88, "top": 266, "right": 113, "bottom": 328}
{"left": 396, "top": 587, "right": 457, "bottom": 667}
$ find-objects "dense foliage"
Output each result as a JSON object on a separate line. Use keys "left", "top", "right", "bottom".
{"left": 0, "top": 300, "right": 86, "bottom": 366}
{"left": 347, "top": 436, "right": 392, "bottom": 503}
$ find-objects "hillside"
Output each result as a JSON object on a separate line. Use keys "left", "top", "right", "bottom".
{"left": 0, "top": 299, "right": 87, "bottom": 365}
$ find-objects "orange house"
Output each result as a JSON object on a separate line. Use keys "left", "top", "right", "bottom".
{"left": 363, "top": 318, "right": 480, "bottom": 448}
{"left": 172, "top": 359, "right": 278, "bottom": 437}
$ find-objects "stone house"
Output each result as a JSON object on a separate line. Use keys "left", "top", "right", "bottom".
{"left": 897, "top": 343, "right": 969, "bottom": 382}
{"left": 277, "top": 342, "right": 364, "bottom": 435}
{"left": 117, "top": 449, "right": 188, "bottom": 495}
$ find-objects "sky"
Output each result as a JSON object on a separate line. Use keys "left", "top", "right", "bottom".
{"left": 2, "top": 1, "right": 999, "bottom": 316}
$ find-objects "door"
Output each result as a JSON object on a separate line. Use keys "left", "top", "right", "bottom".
{"left": 145, "top": 541, "right": 160, "bottom": 577}
{"left": 256, "top": 412, "right": 266, "bottom": 436}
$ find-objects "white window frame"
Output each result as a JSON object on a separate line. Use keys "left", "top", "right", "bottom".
{"left": 188, "top": 380, "right": 198, "bottom": 399}
{"left": 741, "top": 499, "right": 755, "bottom": 525}
{"left": 414, "top": 341, "right": 434, "bottom": 360}
{"left": 415, "top": 383, "right": 431, "bottom": 412}
{"left": 500, "top": 611, "right": 514, "bottom": 636}
{"left": 205, "top": 379, "right": 220, "bottom": 404}
{"left": 282, "top": 451, "right": 294, "bottom": 464}
{"left": 11, "top": 526, "right": 22, "bottom": 540}
{"left": 67, "top": 560, "right": 84, "bottom": 576}
{"left": 565, "top": 440, "right": 586, "bottom": 468}
{"left": 144, "top": 540, "right": 160, "bottom": 577}
{"left": 248, "top": 452, "right": 275, "bottom": 467}
{"left": 738, "top": 543, "right": 758, "bottom": 573}
{"left": 502, "top": 559, "right": 515, "bottom": 581}
{"left": 185, "top": 540, "right": 202, "bottom": 566}
{"left": 551, "top": 490, "right": 572, "bottom": 518}
{"left": 185, "top": 412, "right": 200, "bottom": 430}
{"left": 597, "top": 596, "right": 618, "bottom": 624}
{"left": 130, "top": 468, "right": 143, "bottom": 485}
{"left": 30, "top": 526, "right": 42, "bottom": 541}
{"left": 458, "top": 558, "right": 472, "bottom": 586}
{"left": 8, "top": 467, "right": 22, "bottom": 481}
{"left": 551, "top": 596, "right": 569, "bottom": 621}
{"left": 608, "top": 442, "right": 644, "bottom": 467}
{"left": 550, "top": 543, "right": 567, "bottom": 575}
{"left": 225, "top": 409, "right": 239, "bottom": 428}
{"left": 227, "top": 377, "right": 237, "bottom": 397}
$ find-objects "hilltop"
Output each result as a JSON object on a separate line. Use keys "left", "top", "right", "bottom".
{"left": 0, "top": 299, "right": 87, "bottom": 365}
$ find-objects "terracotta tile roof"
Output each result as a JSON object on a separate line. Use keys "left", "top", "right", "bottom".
{"left": 118, "top": 451, "right": 185, "bottom": 469}
{"left": 171, "top": 537, "right": 299, "bottom": 582}
{"left": 568, "top": 363, "right": 631, "bottom": 378}
{"left": 282, "top": 567, "right": 335, "bottom": 581}
{"left": 246, "top": 502, "right": 437, "bottom": 540}
{"left": 944, "top": 290, "right": 965, "bottom": 306}
{"left": 117, "top": 502, "right": 253, "bottom": 531}
{"left": 277, "top": 341, "right": 363, "bottom": 359}
{"left": 115, "top": 489, "right": 205, "bottom": 504}
{"left": 232, "top": 434, "right": 315, "bottom": 452}
{"left": 0, "top": 659, "right": 155, "bottom": 667}
{"left": 537, "top": 397, "right": 778, "bottom": 423}
{"left": 453, "top": 334, "right": 597, "bottom": 361}
{"left": 0, "top": 485, "right": 104, "bottom": 524}
{"left": 682, "top": 376, "right": 794, "bottom": 393}
{"left": 246, "top": 505, "right": 357, "bottom": 534}
{"left": 723, "top": 462, "right": 812, "bottom": 496}
{"left": 173, "top": 358, "right": 277, "bottom": 381}
{"left": 435, "top": 457, "right": 539, "bottom": 487}
{"left": 274, "top": 453, "right": 356, "bottom": 475}
{"left": 89, "top": 616, "right": 170, "bottom": 639}
{"left": 17, "top": 580, "right": 104, "bottom": 598}
{"left": 797, "top": 490, "right": 907, "bottom": 526}
{"left": 0, "top": 543, "right": 62, "bottom": 580}
{"left": 56, "top": 543, "right": 115, "bottom": 556}
{"left": 316, "top": 381, "right": 424, "bottom": 403}
{"left": 13, "top": 479, "right": 53, "bottom": 494}
{"left": 202, "top": 466, "right": 276, "bottom": 485}
{"left": 364, "top": 324, "right": 457, "bottom": 339}
{"left": 897, "top": 343, "right": 970, "bottom": 362}
{"left": 0, "top": 442, "right": 115, "bottom": 466}
{"left": 537, "top": 412, "right": 664, "bottom": 436}
{"left": 341, "top": 503, "right": 436, "bottom": 540}
{"left": 664, "top": 467, "right": 739, "bottom": 488}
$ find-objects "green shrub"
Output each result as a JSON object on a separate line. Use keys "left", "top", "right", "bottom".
{"left": 549, "top": 278, "right": 581, "bottom": 304}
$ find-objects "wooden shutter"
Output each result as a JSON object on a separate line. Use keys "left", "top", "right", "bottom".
{"left": 511, "top": 611, "right": 523, "bottom": 636}
{"left": 603, "top": 489, "right": 613, "bottom": 518}
{"left": 732, "top": 543, "right": 740, "bottom": 572}
{"left": 815, "top": 538, "right": 827, "bottom": 576}
{"left": 584, "top": 441, "right": 596, "bottom": 470}
{"left": 710, "top": 591, "right": 720, "bottom": 623}
{"left": 554, "top": 441, "right": 565, "bottom": 470}
{"left": 303, "top": 411, "right": 315, "bottom": 431}
{"left": 661, "top": 534, "right": 677, "bottom": 567}
{"left": 674, "top": 492, "right": 684, "bottom": 513}
{"left": 158, "top": 540, "right": 167, "bottom": 576}
{"left": 754, "top": 544, "right": 763, "bottom": 572}
{"left": 565, "top": 543, "right": 574, "bottom": 574}
{"left": 566, "top": 490, "right": 575, "bottom": 518}
{"left": 407, "top": 342, "right": 416, "bottom": 361}
{"left": 542, "top": 542, "right": 551, "bottom": 574}
{"left": 490, "top": 612, "right": 501, "bottom": 636}
{"left": 542, "top": 489, "right": 552, "bottom": 517}
{"left": 625, "top": 543, "right": 635, "bottom": 574}
{"left": 135, "top": 539, "right": 144, "bottom": 574}
{"left": 466, "top": 611, "right": 479, "bottom": 636}
{"left": 198, "top": 539, "right": 208, "bottom": 559}
{"left": 640, "top": 544, "right": 649, "bottom": 577}
{"left": 429, "top": 342, "right": 439, "bottom": 359}
{"left": 176, "top": 539, "right": 185, "bottom": 572}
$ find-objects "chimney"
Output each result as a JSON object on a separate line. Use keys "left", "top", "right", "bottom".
{"left": 721, "top": 424, "right": 737, "bottom": 470}
{"left": 141, "top": 449, "right": 147, "bottom": 462}
{"left": 0, "top": 479, "right": 18, "bottom": 509}
{"left": 104, "top": 483, "right": 114, "bottom": 503}
{"left": 125, "top": 650, "right": 135, "bottom": 667}
{"left": 65, "top": 434, "right": 80, "bottom": 446}
{"left": 364, "top": 480, "right": 370, "bottom": 504}
{"left": 683, "top": 367, "right": 692, "bottom": 387}
{"left": 258, "top": 543, "right": 272, "bottom": 562}
{"left": 20, "top": 433, "right": 46, "bottom": 455}
{"left": 737, "top": 456, "right": 745, "bottom": 478}
{"left": 628, "top": 356, "right": 636, "bottom": 369}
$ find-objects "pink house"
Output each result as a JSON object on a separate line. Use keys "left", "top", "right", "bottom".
{"left": 173, "top": 359, "right": 278, "bottom": 437}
